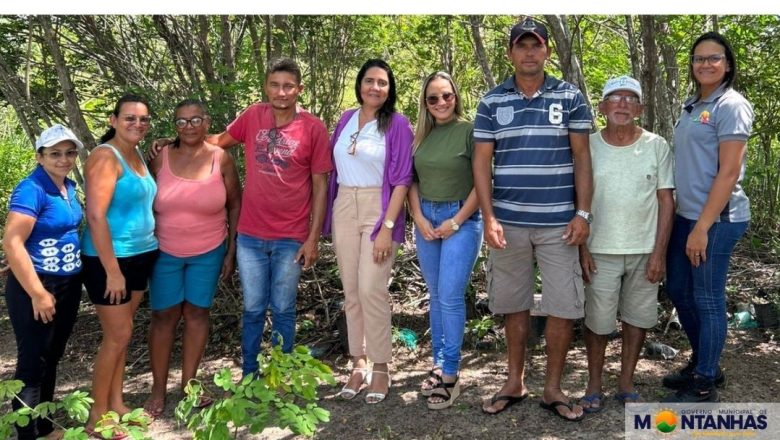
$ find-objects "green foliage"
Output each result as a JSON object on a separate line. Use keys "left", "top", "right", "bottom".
{"left": 175, "top": 344, "right": 335, "bottom": 439}
{"left": 0, "top": 378, "right": 150, "bottom": 440}
{"left": 0, "top": 109, "right": 36, "bottom": 227}
{"left": 465, "top": 316, "right": 495, "bottom": 340}
{"left": 1, "top": 14, "right": 779, "bottom": 239}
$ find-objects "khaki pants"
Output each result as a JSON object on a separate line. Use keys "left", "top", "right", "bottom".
{"left": 332, "top": 186, "right": 397, "bottom": 363}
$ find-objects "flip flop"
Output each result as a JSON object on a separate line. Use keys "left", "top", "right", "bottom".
{"left": 539, "top": 400, "right": 585, "bottom": 422}
{"left": 482, "top": 392, "right": 529, "bottom": 415}
{"left": 615, "top": 390, "right": 642, "bottom": 404}
{"left": 579, "top": 392, "right": 606, "bottom": 413}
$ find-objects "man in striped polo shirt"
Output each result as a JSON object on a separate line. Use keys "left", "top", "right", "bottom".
{"left": 473, "top": 17, "right": 593, "bottom": 421}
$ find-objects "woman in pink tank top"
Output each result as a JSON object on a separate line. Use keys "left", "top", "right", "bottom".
{"left": 144, "top": 99, "right": 241, "bottom": 417}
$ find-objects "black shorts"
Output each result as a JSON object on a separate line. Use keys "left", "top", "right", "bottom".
{"left": 82, "top": 249, "right": 159, "bottom": 306}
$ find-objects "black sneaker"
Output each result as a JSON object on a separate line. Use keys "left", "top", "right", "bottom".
{"left": 662, "top": 374, "right": 719, "bottom": 402}
{"left": 662, "top": 361, "right": 726, "bottom": 389}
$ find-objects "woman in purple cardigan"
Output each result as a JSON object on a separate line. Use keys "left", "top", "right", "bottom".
{"left": 323, "top": 59, "right": 413, "bottom": 404}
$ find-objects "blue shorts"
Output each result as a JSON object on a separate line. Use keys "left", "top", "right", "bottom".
{"left": 149, "top": 243, "right": 226, "bottom": 311}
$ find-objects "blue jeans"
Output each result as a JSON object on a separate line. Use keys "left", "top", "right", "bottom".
{"left": 415, "top": 199, "right": 483, "bottom": 376}
{"left": 237, "top": 234, "right": 302, "bottom": 376}
{"left": 666, "top": 215, "right": 747, "bottom": 380}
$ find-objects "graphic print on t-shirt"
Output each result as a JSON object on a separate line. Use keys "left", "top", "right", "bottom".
{"left": 254, "top": 128, "right": 300, "bottom": 176}
{"left": 39, "top": 238, "right": 81, "bottom": 273}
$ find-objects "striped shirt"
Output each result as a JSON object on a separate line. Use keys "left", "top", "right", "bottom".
{"left": 474, "top": 74, "right": 592, "bottom": 227}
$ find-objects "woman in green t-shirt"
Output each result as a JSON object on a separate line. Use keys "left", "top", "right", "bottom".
{"left": 407, "top": 71, "right": 483, "bottom": 410}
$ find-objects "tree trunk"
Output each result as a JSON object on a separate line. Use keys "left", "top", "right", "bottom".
{"left": 625, "top": 15, "right": 642, "bottom": 82}
{"left": 247, "top": 15, "right": 265, "bottom": 80}
{"left": 441, "top": 16, "right": 453, "bottom": 74}
{"left": 545, "top": 15, "right": 593, "bottom": 125}
{"left": 197, "top": 16, "right": 218, "bottom": 87}
{"left": 639, "top": 16, "right": 658, "bottom": 132}
{"left": 36, "top": 16, "right": 95, "bottom": 152}
{"left": 656, "top": 18, "right": 678, "bottom": 145}
{"left": 152, "top": 15, "right": 202, "bottom": 94}
{"left": 0, "top": 57, "right": 43, "bottom": 145}
{"left": 467, "top": 15, "right": 496, "bottom": 90}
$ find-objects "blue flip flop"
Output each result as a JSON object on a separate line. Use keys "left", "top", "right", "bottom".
{"left": 579, "top": 392, "right": 606, "bottom": 413}
{"left": 615, "top": 390, "right": 642, "bottom": 404}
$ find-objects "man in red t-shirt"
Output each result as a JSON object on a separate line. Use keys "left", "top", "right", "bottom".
{"left": 203, "top": 58, "right": 332, "bottom": 375}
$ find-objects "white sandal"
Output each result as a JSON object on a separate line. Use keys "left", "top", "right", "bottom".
{"left": 364, "top": 370, "right": 391, "bottom": 404}
{"left": 338, "top": 368, "right": 370, "bottom": 400}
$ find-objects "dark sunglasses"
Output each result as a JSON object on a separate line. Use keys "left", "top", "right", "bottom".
{"left": 425, "top": 92, "right": 456, "bottom": 106}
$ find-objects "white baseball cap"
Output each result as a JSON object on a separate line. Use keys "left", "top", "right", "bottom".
{"left": 35, "top": 124, "right": 84, "bottom": 151}
{"left": 601, "top": 75, "right": 642, "bottom": 102}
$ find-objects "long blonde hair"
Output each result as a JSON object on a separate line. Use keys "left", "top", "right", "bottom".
{"left": 413, "top": 71, "right": 464, "bottom": 151}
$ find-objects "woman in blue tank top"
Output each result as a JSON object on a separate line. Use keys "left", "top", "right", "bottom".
{"left": 81, "top": 94, "right": 159, "bottom": 436}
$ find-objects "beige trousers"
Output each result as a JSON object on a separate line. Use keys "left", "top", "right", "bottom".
{"left": 332, "top": 186, "right": 397, "bottom": 363}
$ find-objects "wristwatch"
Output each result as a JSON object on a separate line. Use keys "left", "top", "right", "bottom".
{"left": 450, "top": 219, "right": 460, "bottom": 231}
{"left": 576, "top": 209, "right": 593, "bottom": 224}
{"left": 383, "top": 218, "right": 395, "bottom": 229}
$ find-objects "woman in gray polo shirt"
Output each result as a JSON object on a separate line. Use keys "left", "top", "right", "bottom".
{"left": 662, "top": 31, "right": 753, "bottom": 403}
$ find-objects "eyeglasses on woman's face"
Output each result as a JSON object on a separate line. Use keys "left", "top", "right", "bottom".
{"left": 691, "top": 54, "right": 726, "bottom": 65}
{"left": 121, "top": 114, "right": 151, "bottom": 126}
{"left": 174, "top": 116, "right": 205, "bottom": 129}
{"left": 425, "top": 92, "right": 456, "bottom": 106}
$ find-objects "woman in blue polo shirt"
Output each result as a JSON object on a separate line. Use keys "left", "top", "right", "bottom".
{"left": 2, "top": 124, "right": 84, "bottom": 440}
{"left": 662, "top": 32, "right": 753, "bottom": 403}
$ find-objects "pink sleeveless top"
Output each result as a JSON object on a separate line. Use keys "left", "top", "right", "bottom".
{"left": 154, "top": 146, "right": 227, "bottom": 257}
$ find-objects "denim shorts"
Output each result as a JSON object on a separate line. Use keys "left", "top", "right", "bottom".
{"left": 149, "top": 243, "right": 226, "bottom": 311}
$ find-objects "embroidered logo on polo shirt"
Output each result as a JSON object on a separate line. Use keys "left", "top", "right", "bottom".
{"left": 496, "top": 106, "right": 514, "bottom": 125}
{"left": 697, "top": 110, "right": 710, "bottom": 124}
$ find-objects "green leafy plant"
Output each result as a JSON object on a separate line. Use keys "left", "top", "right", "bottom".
{"left": 466, "top": 316, "right": 495, "bottom": 341}
{"left": 0, "top": 379, "right": 150, "bottom": 440}
{"left": 176, "top": 344, "right": 335, "bottom": 439}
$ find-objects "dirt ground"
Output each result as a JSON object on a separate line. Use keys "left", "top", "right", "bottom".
{"left": 1, "top": 241, "right": 778, "bottom": 439}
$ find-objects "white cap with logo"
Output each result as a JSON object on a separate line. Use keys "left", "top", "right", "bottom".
{"left": 601, "top": 75, "right": 642, "bottom": 102}
{"left": 35, "top": 124, "right": 84, "bottom": 151}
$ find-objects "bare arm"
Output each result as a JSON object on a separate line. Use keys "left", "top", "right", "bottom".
{"left": 646, "top": 188, "right": 675, "bottom": 282}
{"left": 84, "top": 148, "right": 125, "bottom": 304}
{"left": 205, "top": 131, "right": 240, "bottom": 149}
{"left": 295, "top": 173, "right": 328, "bottom": 269}
{"left": 2, "top": 213, "right": 56, "bottom": 322}
{"left": 686, "top": 140, "right": 747, "bottom": 266}
{"left": 220, "top": 151, "right": 242, "bottom": 280}
{"left": 472, "top": 141, "right": 504, "bottom": 249}
{"left": 149, "top": 131, "right": 241, "bottom": 160}
{"left": 563, "top": 132, "right": 593, "bottom": 246}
